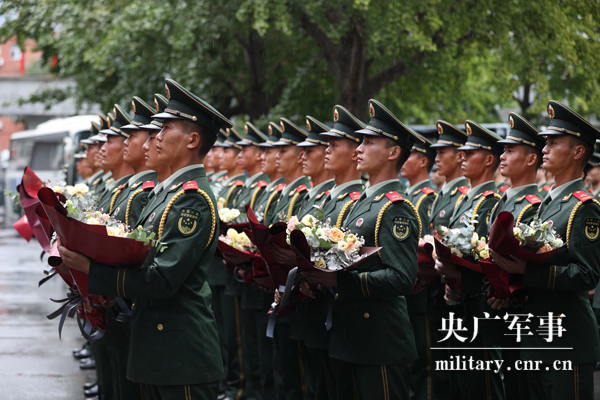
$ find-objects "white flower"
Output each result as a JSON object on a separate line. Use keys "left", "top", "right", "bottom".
{"left": 450, "top": 247, "right": 463, "bottom": 257}
{"left": 301, "top": 215, "right": 316, "bottom": 227}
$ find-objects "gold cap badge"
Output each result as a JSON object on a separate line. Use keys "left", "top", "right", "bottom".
{"left": 280, "top": 121, "right": 285, "bottom": 131}
{"left": 509, "top": 115, "right": 514, "bottom": 128}
{"left": 165, "top": 83, "right": 170, "bottom": 100}
{"left": 306, "top": 119, "right": 311, "bottom": 132}
{"left": 437, "top": 123, "right": 443, "bottom": 135}
{"left": 112, "top": 108, "right": 117, "bottom": 119}
{"left": 369, "top": 104, "right": 375, "bottom": 118}
{"left": 333, "top": 109, "right": 339, "bottom": 122}
{"left": 548, "top": 104, "right": 555, "bottom": 119}
{"left": 268, "top": 126, "right": 273, "bottom": 135}
{"left": 132, "top": 100, "right": 136, "bottom": 114}
{"left": 466, "top": 124, "right": 472, "bottom": 136}
{"left": 154, "top": 99, "right": 159, "bottom": 112}
{"left": 245, "top": 125, "right": 249, "bottom": 134}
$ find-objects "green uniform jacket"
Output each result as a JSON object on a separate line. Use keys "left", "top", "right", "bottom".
{"left": 252, "top": 177, "right": 286, "bottom": 224}
{"left": 332, "top": 180, "right": 420, "bottom": 365}
{"left": 89, "top": 165, "right": 223, "bottom": 385}
{"left": 209, "top": 170, "right": 229, "bottom": 200}
{"left": 291, "top": 181, "right": 364, "bottom": 347}
{"left": 265, "top": 176, "right": 310, "bottom": 225}
{"left": 207, "top": 170, "right": 229, "bottom": 287}
{"left": 97, "top": 175, "right": 131, "bottom": 214}
{"left": 221, "top": 173, "right": 246, "bottom": 208}
{"left": 85, "top": 170, "right": 104, "bottom": 189}
{"left": 404, "top": 181, "right": 438, "bottom": 314}
{"left": 234, "top": 172, "right": 270, "bottom": 213}
{"left": 110, "top": 171, "right": 158, "bottom": 227}
{"left": 296, "top": 179, "right": 336, "bottom": 220}
{"left": 93, "top": 172, "right": 113, "bottom": 198}
{"left": 488, "top": 185, "right": 542, "bottom": 228}
{"left": 429, "top": 177, "right": 468, "bottom": 229}
{"left": 536, "top": 182, "right": 552, "bottom": 199}
{"left": 521, "top": 179, "right": 600, "bottom": 364}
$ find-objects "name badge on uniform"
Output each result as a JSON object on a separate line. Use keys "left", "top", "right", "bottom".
{"left": 113, "top": 207, "right": 120, "bottom": 216}
{"left": 356, "top": 218, "right": 364, "bottom": 228}
{"left": 148, "top": 212, "right": 156, "bottom": 224}
{"left": 439, "top": 210, "right": 445, "bottom": 218}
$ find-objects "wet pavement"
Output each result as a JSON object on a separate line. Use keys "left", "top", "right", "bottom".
{"left": 0, "top": 229, "right": 93, "bottom": 400}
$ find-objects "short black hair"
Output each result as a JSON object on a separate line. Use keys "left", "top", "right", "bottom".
{"left": 524, "top": 146, "right": 543, "bottom": 169}
{"left": 384, "top": 138, "right": 411, "bottom": 171}
{"left": 180, "top": 119, "right": 217, "bottom": 157}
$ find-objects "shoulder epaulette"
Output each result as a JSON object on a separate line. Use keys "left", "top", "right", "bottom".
{"left": 182, "top": 181, "right": 199, "bottom": 191}
{"left": 349, "top": 191, "right": 361, "bottom": 201}
{"left": 169, "top": 182, "right": 184, "bottom": 191}
{"left": 573, "top": 190, "right": 594, "bottom": 203}
{"left": 421, "top": 187, "right": 435, "bottom": 195}
{"left": 131, "top": 181, "right": 143, "bottom": 189}
{"left": 257, "top": 180, "right": 268, "bottom": 188}
{"left": 142, "top": 181, "right": 156, "bottom": 190}
{"left": 458, "top": 186, "right": 469, "bottom": 195}
{"left": 235, "top": 180, "right": 244, "bottom": 186}
{"left": 296, "top": 184, "right": 309, "bottom": 193}
{"left": 498, "top": 186, "right": 508, "bottom": 194}
{"left": 337, "top": 192, "right": 348, "bottom": 200}
{"left": 386, "top": 191, "right": 404, "bottom": 203}
{"left": 525, "top": 194, "right": 541, "bottom": 205}
{"left": 482, "top": 190, "right": 497, "bottom": 197}
{"left": 275, "top": 183, "right": 285, "bottom": 192}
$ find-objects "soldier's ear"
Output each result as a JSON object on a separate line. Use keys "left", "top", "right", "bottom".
{"left": 187, "top": 131, "right": 201, "bottom": 151}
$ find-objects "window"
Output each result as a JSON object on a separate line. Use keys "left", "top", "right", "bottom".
{"left": 10, "top": 44, "right": 21, "bottom": 61}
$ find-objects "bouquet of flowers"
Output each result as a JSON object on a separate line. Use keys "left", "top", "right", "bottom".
{"left": 287, "top": 214, "right": 379, "bottom": 272}
{"left": 489, "top": 211, "right": 562, "bottom": 264}
{"left": 513, "top": 217, "right": 563, "bottom": 253}
{"left": 219, "top": 228, "right": 258, "bottom": 254}
{"left": 436, "top": 225, "right": 489, "bottom": 262}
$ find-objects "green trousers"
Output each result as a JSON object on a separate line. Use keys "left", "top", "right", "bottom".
{"left": 272, "top": 324, "right": 304, "bottom": 400}
{"left": 141, "top": 381, "right": 219, "bottom": 400}
{"left": 92, "top": 341, "right": 114, "bottom": 400}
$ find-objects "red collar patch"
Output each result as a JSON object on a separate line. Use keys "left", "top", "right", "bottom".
{"left": 386, "top": 191, "right": 404, "bottom": 202}
{"left": 525, "top": 194, "right": 541, "bottom": 205}
{"left": 458, "top": 186, "right": 469, "bottom": 194}
{"left": 543, "top": 185, "right": 552, "bottom": 192}
{"left": 573, "top": 190, "right": 594, "bottom": 203}
{"left": 499, "top": 186, "right": 507, "bottom": 193}
{"left": 183, "top": 181, "right": 199, "bottom": 191}
{"left": 275, "top": 183, "right": 285, "bottom": 192}
{"left": 349, "top": 191, "right": 361, "bottom": 201}
{"left": 257, "top": 180, "right": 268, "bottom": 187}
{"left": 118, "top": 184, "right": 126, "bottom": 190}
{"left": 142, "top": 181, "right": 155, "bottom": 190}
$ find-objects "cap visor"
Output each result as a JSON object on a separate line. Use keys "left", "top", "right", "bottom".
{"left": 139, "top": 123, "right": 161, "bottom": 130}
{"left": 99, "top": 128, "right": 112, "bottom": 135}
{"left": 319, "top": 131, "right": 345, "bottom": 139}
{"left": 120, "top": 123, "right": 140, "bottom": 130}
{"left": 271, "top": 140, "right": 291, "bottom": 146}
{"left": 537, "top": 129, "right": 561, "bottom": 137}
{"left": 80, "top": 139, "right": 95, "bottom": 145}
{"left": 355, "top": 128, "right": 381, "bottom": 137}
{"left": 89, "top": 135, "right": 106, "bottom": 142}
{"left": 497, "top": 138, "right": 521, "bottom": 145}
{"left": 105, "top": 130, "right": 123, "bottom": 137}
{"left": 236, "top": 140, "right": 254, "bottom": 146}
{"left": 430, "top": 142, "right": 458, "bottom": 148}
{"left": 258, "top": 142, "right": 274, "bottom": 148}
{"left": 152, "top": 112, "right": 184, "bottom": 120}
{"left": 457, "top": 145, "right": 480, "bottom": 151}
{"left": 296, "top": 141, "right": 318, "bottom": 147}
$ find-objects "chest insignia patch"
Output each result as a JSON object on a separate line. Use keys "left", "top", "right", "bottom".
{"left": 113, "top": 207, "right": 120, "bottom": 216}
{"left": 178, "top": 208, "right": 201, "bottom": 236}
{"left": 439, "top": 210, "right": 446, "bottom": 218}
{"left": 148, "top": 212, "right": 156, "bottom": 224}
{"left": 585, "top": 218, "right": 600, "bottom": 241}
{"left": 392, "top": 216, "right": 410, "bottom": 241}
{"left": 356, "top": 218, "right": 364, "bottom": 228}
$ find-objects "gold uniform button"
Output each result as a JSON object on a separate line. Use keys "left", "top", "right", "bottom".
{"left": 157, "top": 324, "right": 164, "bottom": 331}
{"left": 364, "top": 313, "right": 370, "bottom": 319}
{"left": 334, "top": 293, "right": 339, "bottom": 299}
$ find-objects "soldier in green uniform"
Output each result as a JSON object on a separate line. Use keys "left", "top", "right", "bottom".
{"left": 60, "top": 78, "right": 232, "bottom": 400}
{"left": 425, "top": 120, "right": 469, "bottom": 400}
{"left": 81, "top": 121, "right": 104, "bottom": 188}
{"left": 234, "top": 122, "right": 270, "bottom": 212}
{"left": 491, "top": 100, "right": 600, "bottom": 400}
{"left": 108, "top": 97, "right": 158, "bottom": 226}
{"left": 298, "top": 105, "right": 366, "bottom": 400}
{"left": 400, "top": 137, "right": 437, "bottom": 400}
{"left": 587, "top": 153, "right": 600, "bottom": 199}
{"left": 482, "top": 112, "right": 545, "bottom": 400}
{"left": 295, "top": 116, "right": 335, "bottom": 220}
{"left": 89, "top": 114, "right": 114, "bottom": 196}
{"left": 97, "top": 105, "right": 135, "bottom": 213}
{"left": 436, "top": 120, "right": 504, "bottom": 400}
{"left": 302, "top": 99, "right": 423, "bottom": 400}
{"left": 537, "top": 169, "right": 554, "bottom": 199}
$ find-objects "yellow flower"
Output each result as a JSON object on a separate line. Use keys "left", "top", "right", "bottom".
{"left": 106, "top": 226, "right": 120, "bottom": 237}
{"left": 226, "top": 228, "right": 239, "bottom": 241}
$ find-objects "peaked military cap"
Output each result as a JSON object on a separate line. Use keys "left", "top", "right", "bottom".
{"left": 411, "top": 134, "right": 436, "bottom": 159}
{"left": 320, "top": 105, "right": 365, "bottom": 143}
{"left": 298, "top": 116, "right": 330, "bottom": 147}
{"left": 221, "top": 127, "right": 243, "bottom": 150}
{"left": 90, "top": 113, "right": 109, "bottom": 142}
{"left": 498, "top": 112, "right": 544, "bottom": 150}
{"left": 273, "top": 118, "right": 309, "bottom": 146}
{"left": 356, "top": 99, "right": 424, "bottom": 149}
{"left": 140, "top": 94, "right": 169, "bottom": 131}
{"left": 540, "top": 100, "right": 600, "bottom": 145}
{"left": 458, "top": 120, "right": 503, "bottom": 155}
{"left": 121, "top": 97, "right": 156, "bottom": 130}
{"left": 588, "top": 152, "right": 600, "bottom": 168}
{"left": 74, "top": 151, "right": 87, "bottom": 159}
{"left": 213, "top": 128, "right": 229, "bottom": 147}
{"left": 152, "top": 78, "right": 233, "bottom": 135}
{"left": 259, "top": 122, "right": 283, "bottom": 148}
{"left": 430, "top": 120, "right": 469, "bottom": 148}
{"left": 104, "top": 104, "right": 133, "bottom": 138}
{"left": 81, "top": 121, "right": 101, "bottom": 145}
{"left": 237, "top": 122, "right": 268, "bottom": 147}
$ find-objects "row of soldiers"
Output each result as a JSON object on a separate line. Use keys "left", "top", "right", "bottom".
{"left": 58, "top": 77, "right": 600, "bottom": 400}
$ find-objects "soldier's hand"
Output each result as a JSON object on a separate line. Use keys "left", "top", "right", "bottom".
{"left": 223, "top": 252, "right": 253, "bottom": 265}
{"left": 58, "top": 246, "right": 91, "bottom": 274}
{"left": 487, "top": 291, "right": 511, "bottom": 310}
{"left": 490, "top": 249, "right": 526, "bottom": 275}
{"left": 434, "top": 258, "right": 461, "bottom": 279}
{"left": 274, "top": 289, "right": 283, "bottom": 305}
{"left": 301, "top": 269, "right": 337, "bottom": 286}
{"left": 268, "top": 243, "right": 298, "bottom": 265}
{"left": 299, "top": 280, "right": 317, "bottom": 299}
